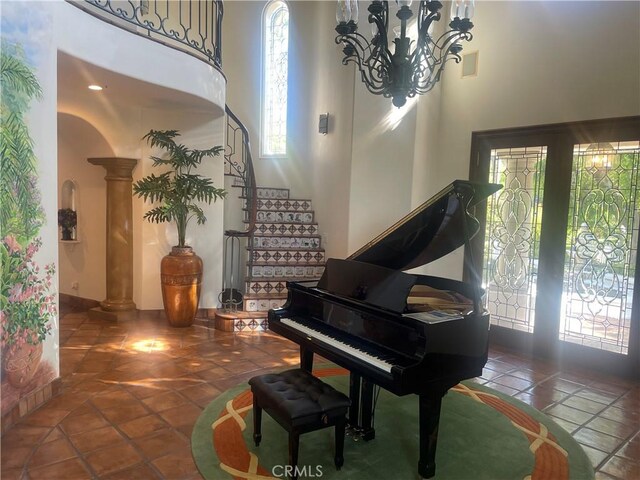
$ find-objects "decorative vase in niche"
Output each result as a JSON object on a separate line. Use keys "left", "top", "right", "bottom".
{"left": 160, "top": 246, "right": 203, "bottom": 327}
{"left": 3, "top": 341, "right": 43, "bottom": 388}
{"left": 61, "top": 228, "right": 73, "bottom": 241}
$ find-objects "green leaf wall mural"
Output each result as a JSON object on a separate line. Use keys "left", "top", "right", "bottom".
{"left": 0, "top": 43, "right": 45, "bottom": 244}
{"left": 1, "top": 39, "right": 57, "bottom": 410}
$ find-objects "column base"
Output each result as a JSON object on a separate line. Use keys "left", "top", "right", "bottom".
{"left": 100, "top": 299, "right": 136, "bottom": 312}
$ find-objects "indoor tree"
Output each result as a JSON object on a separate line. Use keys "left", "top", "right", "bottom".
{"left": 133, "top": 129, "right": 226, "bottom": 247}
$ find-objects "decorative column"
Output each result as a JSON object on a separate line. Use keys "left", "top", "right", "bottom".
{"left": 88, "top": 158, "right": 138, "bottom": 317}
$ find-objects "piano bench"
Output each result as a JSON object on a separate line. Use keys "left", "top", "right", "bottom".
{"left": 249, "top": 369, "right": 351, "bottom": 480}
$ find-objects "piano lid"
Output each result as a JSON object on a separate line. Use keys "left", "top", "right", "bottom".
{"left": 347, "top": 180, "right": 502, "bottom": 271}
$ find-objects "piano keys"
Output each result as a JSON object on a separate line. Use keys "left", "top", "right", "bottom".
{"left": 268, "top": 180, "right": 501, "bottom": 478}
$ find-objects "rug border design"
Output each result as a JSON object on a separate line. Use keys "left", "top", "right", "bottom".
{"left": 192, "top": 366, "right": 594, "bottom": 480}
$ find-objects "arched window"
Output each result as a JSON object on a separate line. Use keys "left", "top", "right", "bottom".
{"left": 261, "top": 0, "right": 289, "bottom": 157}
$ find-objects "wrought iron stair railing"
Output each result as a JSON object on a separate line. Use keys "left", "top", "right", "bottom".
{"left": 220, "top": 106, "right": 258, "bottom": 311}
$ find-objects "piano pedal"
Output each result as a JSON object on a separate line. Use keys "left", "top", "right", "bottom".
{"left": 346, "top": 425, "right": 365, "bottom": 441}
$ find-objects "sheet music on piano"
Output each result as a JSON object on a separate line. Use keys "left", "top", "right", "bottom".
{"left": 402, "top": 310, "right": 463, "bottom": 324}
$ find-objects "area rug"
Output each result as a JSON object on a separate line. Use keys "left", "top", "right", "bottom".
{"left": 192, "top": 365, "right": 594, "bottom": 480}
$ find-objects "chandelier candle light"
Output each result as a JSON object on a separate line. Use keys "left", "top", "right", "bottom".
{"left": 335, "top": 0, "right": 475, "bottom": 107}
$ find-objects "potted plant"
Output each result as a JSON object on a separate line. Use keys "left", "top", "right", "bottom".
{"left": 0, "top": 236, "right": 56, "bottom": 387}
{"left": 57, "top": 208, "right": 77, "bottom": 241}
{"left": 133, "top": 130, "right": 226, "bottom": 327}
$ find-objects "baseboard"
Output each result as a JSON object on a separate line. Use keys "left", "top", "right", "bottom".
{"left": 59, "top": 293, "right": 100, "bottom": 310}
{"left": 1, "top": 377, "right": 62, "bottom": 435}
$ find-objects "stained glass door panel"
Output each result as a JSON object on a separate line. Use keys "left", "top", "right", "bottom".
{"left": 559, "top": 141, "right": 640, "bottom": 354}
{"left": 483, "top": 147, "right": 547, "bottom": 333}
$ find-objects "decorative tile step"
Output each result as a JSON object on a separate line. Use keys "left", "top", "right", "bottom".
{"left": 255, "top": 198, "right": 312, "bottom": 212}
{"left": 254, "top": 222, "right": 319, "bottom": 236}
{"left": 256, "top": 187, "right": 290, "bottom": 199}
{"left": 246, "top": 278, "right": 321, "bottom": 295}
{"left": 213, "top": 310, "right": 268, "bottom": 332}
{"left": 249, "top": 264, "right": 324, "bottom": 279}
{"left": 250, "top": 249, "right": 325, "bottom": 264}
{"left": 243, "top": 294, "right": 287, "bottom": 312}
{"left": 253, "top": 235, "right": 321, "bottom": 249}
{"left": 250, "top": 210, "right": 315, "bottom": 224}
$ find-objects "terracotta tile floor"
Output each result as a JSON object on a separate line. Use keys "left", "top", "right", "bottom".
{"left": 1, "top": 307, "right": 639, "bottom": 479}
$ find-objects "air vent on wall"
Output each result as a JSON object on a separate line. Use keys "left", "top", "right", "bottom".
{"left": 462, "top": 51, "right": 479, "bottom": 78}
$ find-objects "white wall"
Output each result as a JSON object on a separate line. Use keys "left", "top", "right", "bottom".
{"left": 427, "top": 0, "right": 640, "bottom": 280}
{"left": 211, "top": 0, "right": 640, "bottom": 280}
{"left": 305, "top": 1, "right": 355, "bottom": 259}
{"left": 136, "top": 112, "right": 226, "bottom": 310}
{"left": 223, "top": 1, "right": 319, "bottom": 196}
{"left": 57, "top": 113, "right": 111, "bottom": 301}
{"left": 55, "top": 2, "right": 227, "bottom": 310}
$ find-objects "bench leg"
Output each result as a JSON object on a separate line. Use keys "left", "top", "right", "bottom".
{"left": 335, "top": 417, "right": 346, "bottom": 470}
{"left": 288, "top": 430, "right": 300, "bottom": 480}
{"left": 252, "top": 398, "right": 262, "bottom": 447}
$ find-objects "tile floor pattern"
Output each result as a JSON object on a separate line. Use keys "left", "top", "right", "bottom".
{"left": 1, "top": 307, "right": 638, "bottom": 479}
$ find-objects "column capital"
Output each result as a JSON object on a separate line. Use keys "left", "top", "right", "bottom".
{"left": 88, "top": 157, "right": 138, "bottom": 179}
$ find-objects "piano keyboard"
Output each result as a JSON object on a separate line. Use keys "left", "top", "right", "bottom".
{"left": 280, "top": 318, "right": 394, "bottom": 373}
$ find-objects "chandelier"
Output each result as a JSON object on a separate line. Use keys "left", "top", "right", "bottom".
{"left": 335, "top": 0, "right": 475, "bottom": 107}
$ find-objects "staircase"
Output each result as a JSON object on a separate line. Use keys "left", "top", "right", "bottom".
{"left": 216, "top": 186, "right": 326, "bottom": 332}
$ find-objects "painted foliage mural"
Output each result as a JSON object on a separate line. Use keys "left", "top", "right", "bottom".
{"left": 1, "top": 17, "right": 57, "bottom": 415}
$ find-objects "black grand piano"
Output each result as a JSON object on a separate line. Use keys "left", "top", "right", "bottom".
{"left": 268, "top": 180, "right": 501, "bottom": 478}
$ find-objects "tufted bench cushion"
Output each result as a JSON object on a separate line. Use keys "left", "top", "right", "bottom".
{"left": 249, "top": 369, "right": 350, "bottom": 427}
{"left": 249, "top": 368, "right": 350, "bottom": 478}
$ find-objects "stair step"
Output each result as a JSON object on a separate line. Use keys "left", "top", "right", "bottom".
{"left": 213, "top": 310, "right": 269, "bottom": 332}
{"left": 249, "top": 264, "right": 325, "bottom": 278}
{"left": 250, "top": 249, "right": 325, "bottom": 265}
{"left": 257, "top": 187, "right": 290, "bottom": 199}
{"left": 256, "top": 199, "right": 313, "bottom": 212}
{"left": 246, "top": 278, "right": 321, "bottom": 295}
{"left": 243, "top": 294, "right": 287, "bottom": 312}
{"left": 248, "top": 210, "right": 315, "bottom": 223}
{"left": 253, "top": 236, "right": 321, "bottom": 249}
{"left": 254, "top": 223, "right": 319, "bottom": 236}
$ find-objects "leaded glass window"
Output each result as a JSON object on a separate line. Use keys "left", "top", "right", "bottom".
{"left": 261, "top": 0, "right": 289, "bottom": 157}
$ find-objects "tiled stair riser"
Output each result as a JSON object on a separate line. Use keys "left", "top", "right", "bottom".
{"left": 234, "top": 318, "right": 269, "bottom": 332}
{"left": 247, "top": 280, "right": 289, "bottom": 295}
{"left": 251, "top": 249, "right": 325, "bottom": 264}
{"left": 255, "top": 223, "right": 319, "bottom": 236}
{"left": 244, "top": 298, "right": 287, "bottom": 313}
{"left": 254, "top": 210, "right": 314, "bottom": 223}
{"left": 257, "top": 187, "right": 290, "bottom": 199}
{"left": 256, "top": 199, "right": 312, "bottom": 212}
{"left": 253, "top": 236, "right": 321, "bottom": 249}
{"left": 249, "top": 265, "right": 324, "bottom": 278}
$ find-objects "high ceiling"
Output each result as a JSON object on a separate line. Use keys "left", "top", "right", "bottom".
{"left": 57, "top": 51, "right": 219, "bottom": 114}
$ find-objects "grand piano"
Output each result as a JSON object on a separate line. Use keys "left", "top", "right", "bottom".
{"left": 268, "top": 180, "right": 501, "bottom": 478}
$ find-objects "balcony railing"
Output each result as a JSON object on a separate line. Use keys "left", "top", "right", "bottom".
{"left": 69, "top": 0, "right": 223, "bottom": 69}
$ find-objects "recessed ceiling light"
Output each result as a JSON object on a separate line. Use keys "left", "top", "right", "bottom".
{"left": 88, "top": 84, "right": 103, "bottom": 91}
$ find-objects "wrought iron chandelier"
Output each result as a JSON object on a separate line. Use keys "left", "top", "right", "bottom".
{"left": 335, "top": 0, "right": 475, "bottom": 107}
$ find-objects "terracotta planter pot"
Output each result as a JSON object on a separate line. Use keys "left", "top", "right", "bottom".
{"left": 160, "top": 246, "right": 203, "bottom": 327}
{"left": 3, "top": 341, "right": 43, "bottom": 388}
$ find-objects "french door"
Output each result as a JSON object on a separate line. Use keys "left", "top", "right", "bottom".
{"left": 467, "top": 117, "right": 640, "bottom": 378}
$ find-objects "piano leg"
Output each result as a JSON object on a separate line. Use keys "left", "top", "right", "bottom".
{"left": 348, "top": 373, "right": 361, "bottom": 429}
{"left": 418, "top": 391, "right": 444, "bottom": 479}
{"left": 300, "top": 347, "right": 313, "bottom": 372}
{"left": 360, "top": 378, "right": 376, "bottom": 441}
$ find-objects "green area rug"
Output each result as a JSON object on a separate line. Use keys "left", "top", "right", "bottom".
{"left": 192, "top": 365, "right": 593, "bottom": 480}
